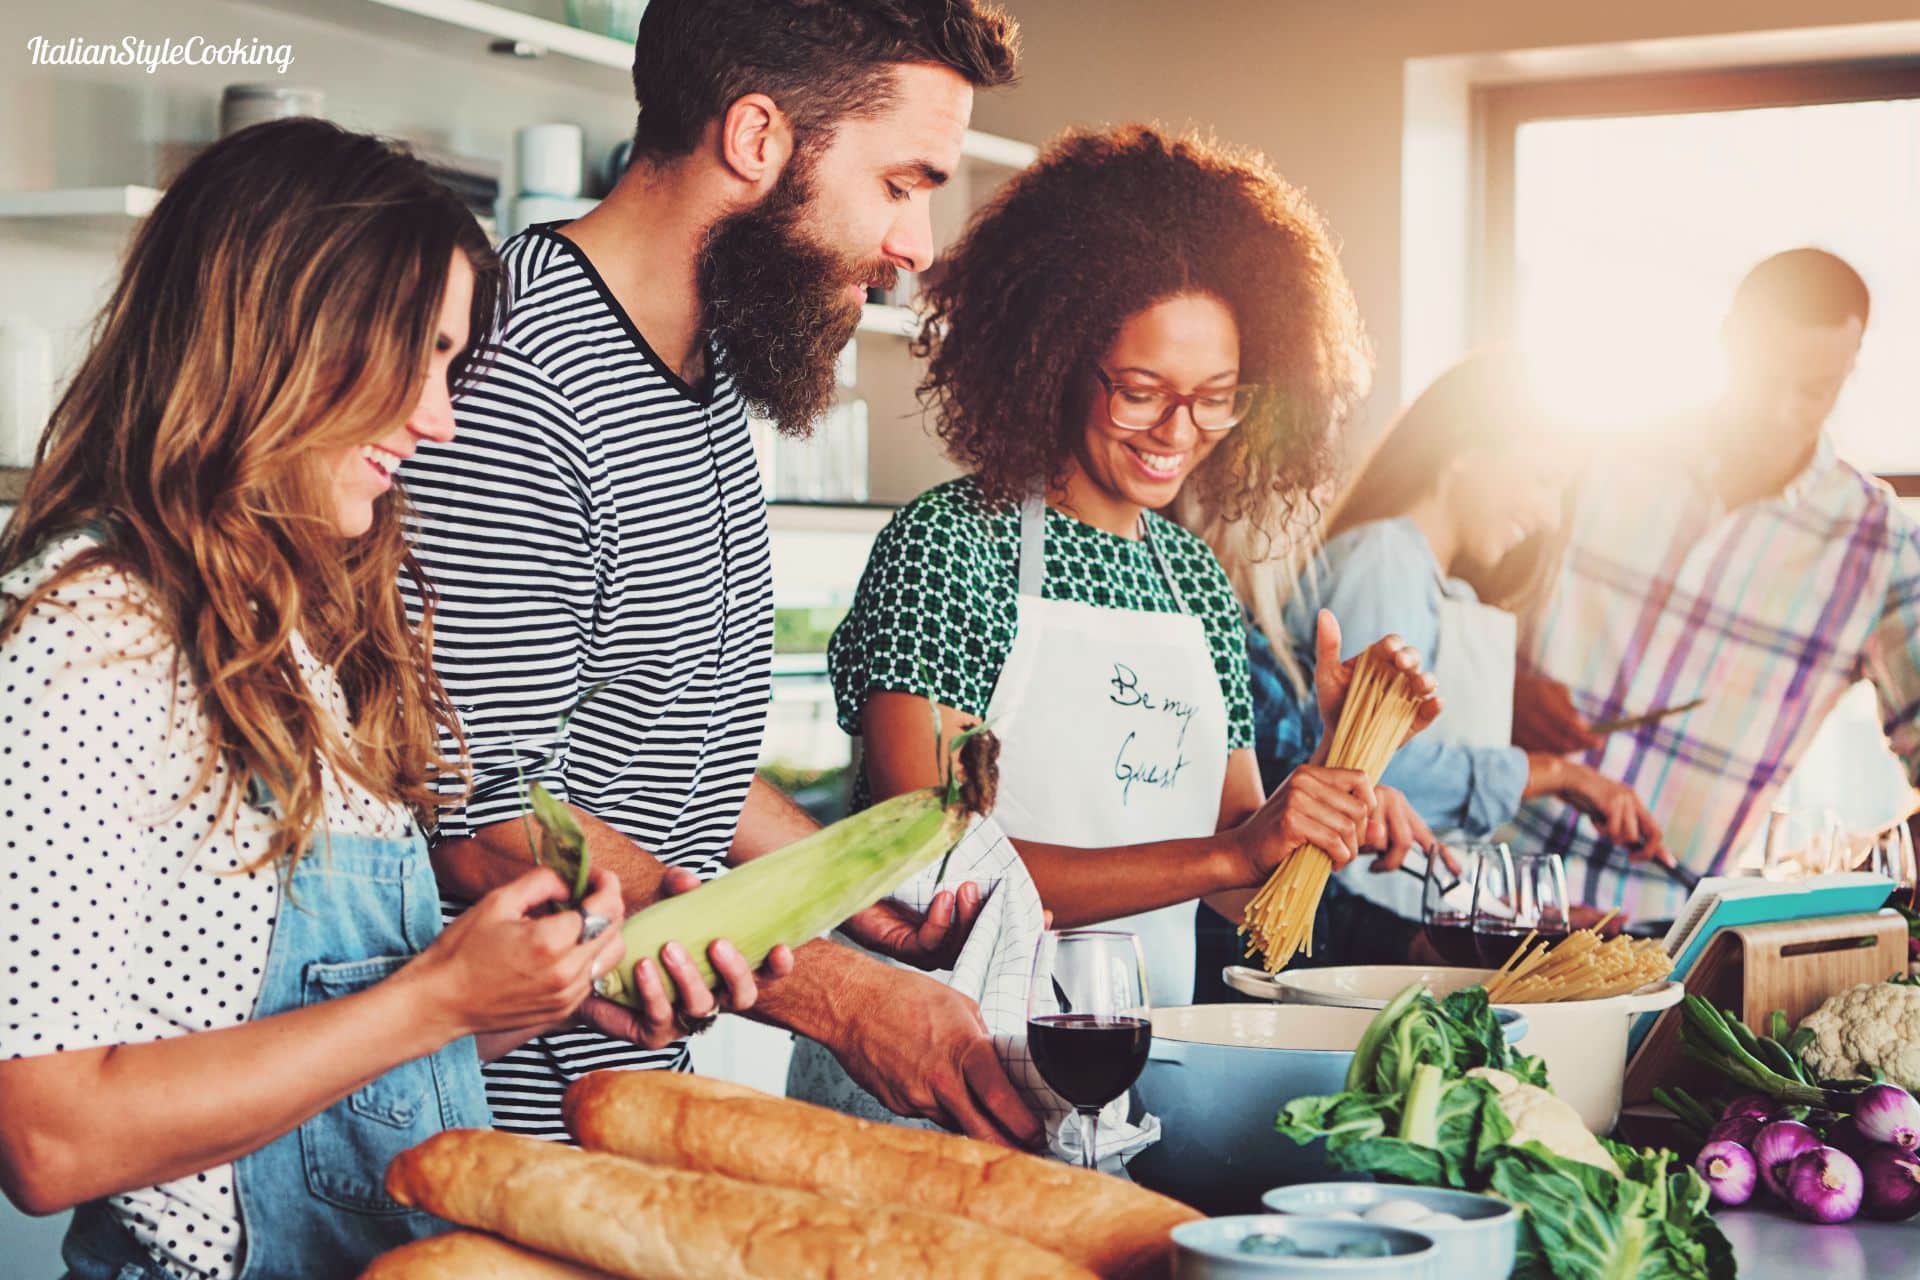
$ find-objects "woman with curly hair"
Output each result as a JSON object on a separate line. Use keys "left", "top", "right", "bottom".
{"left": 0, "top": 120, "right": 636, "bottom": 1280}
{"left": 827, "top": 124, "right": 1437, "bottom": 1007}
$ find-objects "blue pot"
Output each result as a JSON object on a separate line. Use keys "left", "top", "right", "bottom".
{"left": 1127, "top": 1004, "right": 1527, "bottom": 1214}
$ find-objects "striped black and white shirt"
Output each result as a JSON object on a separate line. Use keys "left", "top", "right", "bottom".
{"left": 402, "top": 223, "right": 775, "bottom": 1137}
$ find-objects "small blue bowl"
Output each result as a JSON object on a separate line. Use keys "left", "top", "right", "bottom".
{"left": 1262, "top": 1183, "right": 1518, "bottom": 1279}
{"left": 1171, "top": 1215, "right": 1438, "bottom": 1279}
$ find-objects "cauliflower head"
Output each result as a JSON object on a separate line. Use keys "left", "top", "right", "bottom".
{"left": 1468, "top": 1067, "right": 1621, "bottom": 1174}
{"left": 1798, "top": 981, "right": 1920, "bottom": 1093}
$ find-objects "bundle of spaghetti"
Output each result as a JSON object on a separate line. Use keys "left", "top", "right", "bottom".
{"left": 1239, "top": 650, "right": 1425, "bottom": 973}
{"left": 1482, "top": 920, "right": 1672, "bottom": 1003}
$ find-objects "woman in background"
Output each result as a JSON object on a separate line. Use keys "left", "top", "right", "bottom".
{"left": 1252, "top": 352, "right": 1670, "bottom": 956}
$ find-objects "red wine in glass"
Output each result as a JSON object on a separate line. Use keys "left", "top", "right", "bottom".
{"left": 1027, "top": 1013, "right": 1152, "bottom": 1109}
{"left": 1027, "top": 929, "right": 1151, "bottom": 1169}
{"left": 1423, "top": 913, "right": 1481, "bottom": 966}
{"left": 1473, "top": 922, "right": 1568, "bottom": 968}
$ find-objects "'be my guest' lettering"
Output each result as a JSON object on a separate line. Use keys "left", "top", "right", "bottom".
{"left": 1109, "top": 663, "right": 1196, "bottom": 804}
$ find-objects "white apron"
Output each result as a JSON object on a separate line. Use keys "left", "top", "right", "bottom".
{"left": 982, "top": 494, "right": 1231, "bottom": 1008}
{"left": 1334, "top": 576, "right": 1515, "bottom": 919}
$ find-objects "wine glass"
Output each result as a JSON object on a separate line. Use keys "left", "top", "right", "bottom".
{"left": 1026, "top": 929, "right": 1151, "bottom": 1171}
{"left": 1867, "top": 822, "right": 1917, "bottom": 906}
{"left": 1421, "top": 843, "right": 1491, "bottom": 967}
{"left": 1763, "top": 807, "right": 1846, "bottom": 880}
{"left": 1472, "top": 848, "right": 1570, "bottom": 967}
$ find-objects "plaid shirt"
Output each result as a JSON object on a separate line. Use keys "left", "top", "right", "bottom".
{"left": 1514, "top": 436, "right": 1920, "bottom": 917}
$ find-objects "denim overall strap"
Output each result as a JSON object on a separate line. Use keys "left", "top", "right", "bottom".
{"left": 228, "top": 826, "right": 490, "bottom": 1280}
{"left": 59, "top": 1200, "right": 173, "bottom": 1280}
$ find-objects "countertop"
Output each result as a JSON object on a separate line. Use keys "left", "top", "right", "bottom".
{"left": 1719, "top": 1207, "right": 1918, "bottom": 1278}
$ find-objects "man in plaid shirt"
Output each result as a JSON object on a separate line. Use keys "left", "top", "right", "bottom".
{"left": 1512, "top": 249, "right": 1920, "bottom": 918}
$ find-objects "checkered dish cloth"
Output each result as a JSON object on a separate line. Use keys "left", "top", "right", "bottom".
{"left": 785, "top": 814, "right": 1162, "bottom": 1169}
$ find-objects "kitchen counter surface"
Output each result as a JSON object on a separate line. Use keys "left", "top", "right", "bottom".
{"left": 1719, "top": 1206, "right": 1919, "bottom": 1277}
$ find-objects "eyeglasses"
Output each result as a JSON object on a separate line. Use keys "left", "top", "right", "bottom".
{"left": 1092, "top": 367, "right": 1260, "bottom": 434}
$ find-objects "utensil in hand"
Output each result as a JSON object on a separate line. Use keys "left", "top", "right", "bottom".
{"left": 1587, "top": 697, "right": 1706, "bottom": 736}
{"left": 1472, "top": 848, "right": 1569, "bottom": 967}
{"left": 1026, "top": 929, "right": 1150, "bottom": 1171}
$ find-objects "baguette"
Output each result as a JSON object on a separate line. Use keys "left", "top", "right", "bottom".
{"left": 563, "top": 1070, "right": 1197, "bottom": 1279}
{"left": 360, "top": 1232, "right": 612, "bottom": 1279}
{"left": 386, "top": 1129, "right": 1095, "bottom": 1280}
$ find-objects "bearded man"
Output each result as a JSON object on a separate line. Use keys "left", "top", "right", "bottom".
{"left": 400, "top": 0, "right": 1039, "bottom": 1147}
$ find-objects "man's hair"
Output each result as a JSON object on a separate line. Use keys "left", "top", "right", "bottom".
{"left": 630, "top": 0, "right": 1019, "bottom": 162}
{"left": 1729, "top": 248, "right": 1870, "bottom": 331}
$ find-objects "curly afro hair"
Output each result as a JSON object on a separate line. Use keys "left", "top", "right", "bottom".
{"left": 916, "top": 123, "right": 1370, "bottom": 535}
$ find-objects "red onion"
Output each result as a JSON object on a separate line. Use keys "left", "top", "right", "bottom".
{"left": 1754, "top": 1120, "right": 1822, "bottom": 1199}
{"left": 1826, "top": 1114, "right": 1873, "bottom": 1162}
{"left": 1720, "top": 1094, "right": 1776, "bottom": 1123}
{"left": 1783, "top": 1146, "right": 1864, "bottom": 1223}
{"left": 1851, "top": 1084, "right": 1920, "bottom": 1152}
{"left": 1706, "top": 1115, "right": 1764, "bottom": 1149}
{"left": 1695, "top": 1139, "right": 1758, "bottom": 1206}
{"left": 1860, "top": 1144, "right": 1920, "bottom": 1221}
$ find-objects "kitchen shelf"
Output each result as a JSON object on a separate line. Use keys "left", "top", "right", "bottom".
{"left": 0, "top": 186, "right": 161, "bottom": 224}
{"left": 246, "top": 0, "right": 634, "bottom": 88}
{"left": 766, "top": 500, "right": 895, "bottom": 535}
{"left": 856, "top": 304, "right": 920, "bottom": 340}
{"left": 0, "top": 468, "right": 29, "bottom": 503}
{"left": 960, "top": 130, "right": 1038, "bottom": 169}
{"left": 244, "top": 0, "right": 1038, "bottom": 170}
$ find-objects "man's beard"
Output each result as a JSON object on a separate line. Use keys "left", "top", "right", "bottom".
{"left": 698, "top": 165, "right": 895, "bottom": 438}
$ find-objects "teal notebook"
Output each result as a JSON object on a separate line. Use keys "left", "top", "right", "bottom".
{"left": 1624, "top": 871, "right": 1895, "bottom": 1056}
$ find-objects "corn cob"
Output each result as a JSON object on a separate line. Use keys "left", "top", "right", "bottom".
{"left": 596, "top": 728, "right": 999, "bottom": 1008}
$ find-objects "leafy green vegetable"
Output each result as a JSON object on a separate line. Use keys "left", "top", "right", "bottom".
{"left": 518, "top": 681, "right": 610, "bottom": 910}
{"left": 526, "top": 781, "right": 590, "bottom": 906}
{"left": 1678, "top": 995, "right": 1858, "bottom": 1107}
{"left": 1275, "top": 983, "right": 1733, "bottom": 1280}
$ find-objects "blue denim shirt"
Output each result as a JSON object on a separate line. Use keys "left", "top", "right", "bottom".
{"left": 1258, "top": 518, "right": 1528, "bottom": 837}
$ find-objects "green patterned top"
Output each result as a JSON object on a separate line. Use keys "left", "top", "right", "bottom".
{"left": 828, "top": 476, "right": 1256, "bottom": 757}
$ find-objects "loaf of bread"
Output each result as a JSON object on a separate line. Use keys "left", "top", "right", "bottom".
{"left": 386, "top": 1129, "right": 1096, "bottom": 1280}
{"left": 563, "top": 1070, "right": 1197, "bottom": 1280}
{"left": 359, "top": 1231, "right": 612, "bottom": 1279}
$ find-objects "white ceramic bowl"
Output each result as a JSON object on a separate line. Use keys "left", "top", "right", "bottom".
{"left": 1262, "top": 1183, "right": 1518, "bottom": 1278}
{"left": 1222, "top": 963, "right": 1683, "bottom": 1133}
{"left": 1171, "top": 1215, "right": 1439, "bottom": 1279}
{"left": 1225, "top": 965, "right": 1492, "bottom": 1007}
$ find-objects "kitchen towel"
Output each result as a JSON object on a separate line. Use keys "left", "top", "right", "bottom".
{"left": 785, "top": 814, "right": 1162, "bottom": 1170}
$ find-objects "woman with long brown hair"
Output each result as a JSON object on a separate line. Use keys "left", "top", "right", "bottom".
{"left": 1268, "top": 351, "right": 1670, "bottom": 935}
{"left": 0, "top": 119, "right": 628, "bottom": 1280}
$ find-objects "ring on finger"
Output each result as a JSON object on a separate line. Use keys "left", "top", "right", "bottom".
{"left": 672, "top": 1008, "right": 720, "bottom": 1036}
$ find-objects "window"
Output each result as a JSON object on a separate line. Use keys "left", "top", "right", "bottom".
{"left": 1480, "top": 62, "right": 1920, "bottom": 480}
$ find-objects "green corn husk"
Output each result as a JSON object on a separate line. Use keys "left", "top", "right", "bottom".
{"left": 596, "top": 728, "right": 999, "bottom": 1008}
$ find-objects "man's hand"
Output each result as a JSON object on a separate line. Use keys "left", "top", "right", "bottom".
{"left": 838, "top": 883, "right": 985, "bottom": 971}
{"left": 1513, "top": 672, "right": 1600, "bottom": 755}
{"left": 827, "top": 968, "right": 1043, "bottom": 1149}
{"left": 575, "top": 867, "right": 794, "bottom": 1047}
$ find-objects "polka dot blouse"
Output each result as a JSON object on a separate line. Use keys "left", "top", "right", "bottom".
{"left": 0, "top": 532, "right": 413, "bottom": 1280}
